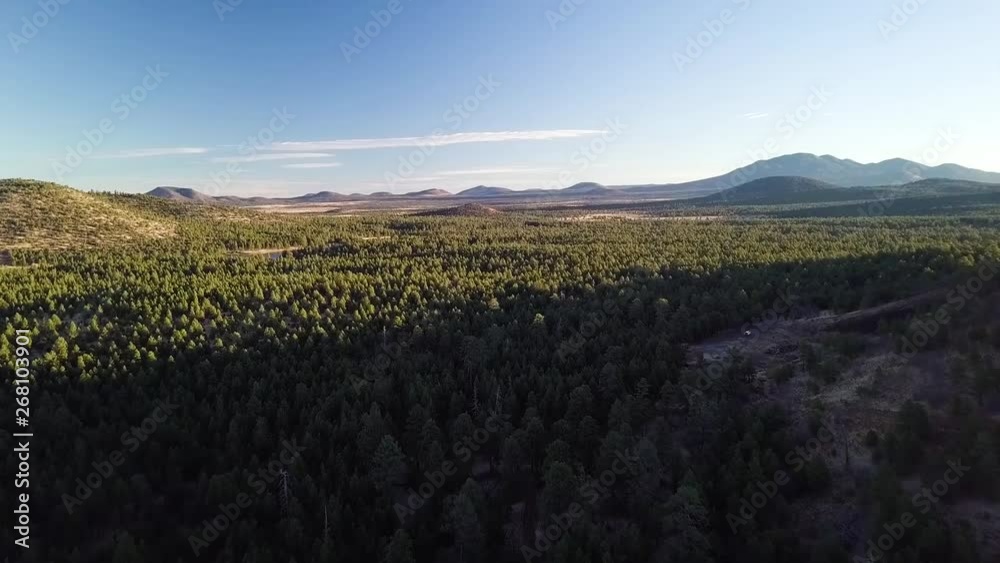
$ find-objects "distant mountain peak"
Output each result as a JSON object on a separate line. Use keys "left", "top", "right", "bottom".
{"left": 406, "top": 188, "right": 451, "bottom": 197}
{"left": 457, "top": 186, "right": 513, "bottom": 198}
{"left": 714, "top": 153, "right": 1000, "bottom": 188}
{"left": 146, "top": 186, "right": 213, "bottom": 201}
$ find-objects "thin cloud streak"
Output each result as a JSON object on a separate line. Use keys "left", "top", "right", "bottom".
{"left": 439, "top": 167, "right": 555, "bottom": 176}
{"left": 211, "top": 153, "right": 333, "bottom": 163}
{"left": 361, "top": 176, "right": 446, "bottom": 185}
{"left": 96, "top": 147, "right": 211, "bottom": 159}
{"left": 268, "top": 130, "right": 603, "bottom": 151}
{"left": 282, "top": 163, "right": 343, "bottom": 169}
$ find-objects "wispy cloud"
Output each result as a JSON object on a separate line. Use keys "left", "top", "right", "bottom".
{"left": 268, "top": 130, "right": 603, "bottom": 152}
{"left": 282, "top": 162, "right": 343, "bottom": 169}
{"left": 353, "top": 176, "right": 448, "bottom": 189}
{"left": 743, "top": 112, "right": 770, "bottom": 120}
{"left": 96, "top": 147, "right": 211, "bottom": 159}
{"left": 210, "top": 152, "right": 333, "bottom": 163}
{"left": 439, "top": 167, "right": 554, "bottom": 176}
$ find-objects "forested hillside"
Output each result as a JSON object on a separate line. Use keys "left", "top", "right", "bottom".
{"left": 2, "top": 181, "right": 1000, "bottom": 562}
{"left": 0, "top": 179, "right": 268, "bottom": 249}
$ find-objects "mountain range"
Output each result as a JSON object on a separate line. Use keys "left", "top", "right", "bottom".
{"left": 146, "top": 153, "right": 1000, "bottom": 204}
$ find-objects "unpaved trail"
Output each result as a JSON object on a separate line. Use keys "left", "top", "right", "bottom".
{"left": 688, "top": 289, "right": 949, "bottom": 366}
{"left": 236, "top": 247, "right": 304, "bottom": 260}
{"left": 687, "top": 288, "right": 953, "bottom": 437}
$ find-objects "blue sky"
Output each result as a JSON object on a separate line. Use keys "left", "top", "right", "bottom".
{"left": 2, "top": 0, "right": 998, "bottom": 196}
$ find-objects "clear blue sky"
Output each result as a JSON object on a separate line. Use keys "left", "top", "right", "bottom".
{"left": 2, "top": 0, "right": 998, "bottom": 196}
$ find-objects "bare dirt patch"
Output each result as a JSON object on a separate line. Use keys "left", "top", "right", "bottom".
{"left": 237, "top": 246, "right": 303, "bottom": 255}
{"left": 563, "top": 212, "right": 722, "bottom": 222}
{"left": 687, "top": 288, "right": 998, "bottom": 556}
{"left": 236, "top": 247, "right": 303, "bottom": 260}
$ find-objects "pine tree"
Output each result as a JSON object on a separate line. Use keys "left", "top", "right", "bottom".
{"left": 371, "top": 436, "right": 407, "bottom": 492}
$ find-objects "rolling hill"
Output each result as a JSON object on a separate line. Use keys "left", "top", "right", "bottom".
{"left": 2, "top": 180, "right": 177, "bottom": 248}
{"left": 282, "top": 191, "right": 350, "bottom": 204}
{"left": 562, "top": 182, "right": 618, "bottom": 196}
{"left": 406, "top": 188, "right": 451, "bottom": 197}
{"left": 891, "top": 178, "right": 1000, "bottom": 196}
{"left": 147, "top": 186, "right": 217, "bottom": 202}
{"left": 696, "top": 176, "right": 1000, "bottom": 206}
{"left": 144, "top": 187, "right": 352, "bottom": 205}
{"left": 455, "top": 186, "right": 515, "bottom": 198}
{"left": 1, "top": 179, "right": 259, "bottom": 249}
{"left": 698, "top": 176, "right": 861, "bottom": 204}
